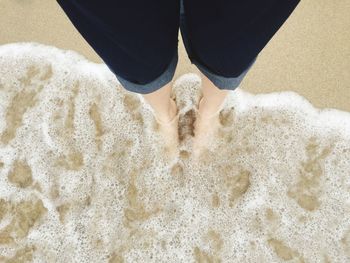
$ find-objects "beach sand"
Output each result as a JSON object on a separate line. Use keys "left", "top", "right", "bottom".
{"left": 1, "top": 0, "right": 349, "bottom": 111}
{"left": 0, "top": 0, "right": 350, "bottom": 262}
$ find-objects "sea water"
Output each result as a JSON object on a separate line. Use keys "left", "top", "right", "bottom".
{"left": 0, "top": 42, "right": 349, "bottom": 262}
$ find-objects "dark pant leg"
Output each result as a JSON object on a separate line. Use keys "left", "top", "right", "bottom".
{"left": 56, "top": 0, "right": 180, "bottom": 91}
{"left": 183, "top": 0, "right": 301, "bottom": 78}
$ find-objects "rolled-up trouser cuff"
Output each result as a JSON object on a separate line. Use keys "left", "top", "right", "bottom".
{"left": 192, "top": 55, "right": 257, "bottom": 91}
{"left": 115, "top": 49, "right": 178, "bottom": 94}
{"left": 179, "top": 0, "right": 257, "bottom": 91}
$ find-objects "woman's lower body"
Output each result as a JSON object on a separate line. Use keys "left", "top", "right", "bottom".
{"left": 56, "top": 0, "right": 300, "bottom": 154}
{"left": 56, "top": 0, "right": 300, "bottom": 93}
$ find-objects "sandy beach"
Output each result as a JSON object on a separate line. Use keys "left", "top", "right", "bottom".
{"left": 1, "top": 0, "right": 349, "bottom": 111}
{"left": 0, "top": 0, "right": 350, "bottom": 262}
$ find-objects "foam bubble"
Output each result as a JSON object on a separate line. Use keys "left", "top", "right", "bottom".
{"left": 0, "top": 42, "right": 349, "bottom": 262}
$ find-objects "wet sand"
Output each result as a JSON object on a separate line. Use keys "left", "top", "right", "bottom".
{"left": 1, "top": 0, "right": 349, "bottom": 112}
{"left": 1, "top": 1, "right": 350, "bottom": 262}
{"left": 0, "top": 43, "right": 350, "bottom": 261}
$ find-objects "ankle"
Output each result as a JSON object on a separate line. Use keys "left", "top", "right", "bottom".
{"left": 155, "top": 98, "right": 178, "bottom": 124}
{"left": 169, "top": 98, "right": 178, "bottom": 119}
{"left": 197, "top": 97, "right": 224, "bottom": 119}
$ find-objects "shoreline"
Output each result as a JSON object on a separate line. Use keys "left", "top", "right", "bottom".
{"left": 1, "top": 0, "right": 349, "bottom": 112}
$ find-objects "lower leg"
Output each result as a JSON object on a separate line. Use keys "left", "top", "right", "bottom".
{"left": 193, "top": 72, "right": 231, "bottom": 152}
{"left": 143, "top": 81, "right": 179, "bottom": 158}
{"left": 142, "top": 81, "right": 178, "bottom": 123}
{"left": 198, "top": 72, "right": 230, "bottom": 118}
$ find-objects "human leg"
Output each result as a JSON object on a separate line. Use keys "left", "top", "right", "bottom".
{"left": 57, "top": 0, "right": 181, "bottom": 154}
{"left": 180, "top": 0, "right": 300, "bottom": 151}
{"left": 182, "top": 0, "right": 301, "bottom": 82}
{"left": 56, "top": 0, "right": 180, "bottom": 94}
{"left": 142, "top": 81, "right": 178, "bottom": 124}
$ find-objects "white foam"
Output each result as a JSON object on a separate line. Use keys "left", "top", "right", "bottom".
{"left": 0, "top": 42, "right": 349, "bottom": 262}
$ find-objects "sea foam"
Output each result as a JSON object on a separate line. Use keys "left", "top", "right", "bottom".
{"left": 0, "top": 42, "right": 349, "bottom": 262}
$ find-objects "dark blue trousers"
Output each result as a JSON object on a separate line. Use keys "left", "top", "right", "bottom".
{"left": 57, "top": 0, "right": 300, "bottom": 93}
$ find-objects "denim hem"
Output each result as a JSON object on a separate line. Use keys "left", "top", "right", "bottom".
{"left": 115, "top": 50, "right": 178, "bottom": 94}
{"left": 179, "top": 0, "right": 257, "bottom": 91}
{"left": 193, "top": 56, "right": 257, "bottom": 91}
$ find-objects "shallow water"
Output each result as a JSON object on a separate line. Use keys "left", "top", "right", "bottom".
{"left": 0, "top": 42, "right": 349, "bottom": 262}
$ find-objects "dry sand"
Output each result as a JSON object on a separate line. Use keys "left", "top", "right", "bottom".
{"left": 1, "top": 0, "right": 349, "bottom": 111}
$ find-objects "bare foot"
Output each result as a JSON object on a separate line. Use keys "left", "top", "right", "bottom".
{"left": 154, "top": 98, "right": 179, "bottom": 158}
{"left": 193, "top": 97, "right": 223, "bottom": 156}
